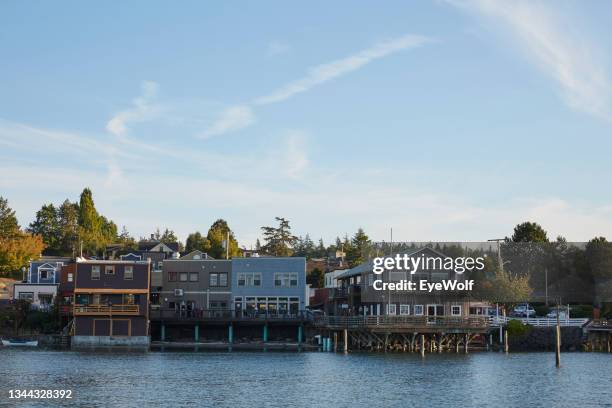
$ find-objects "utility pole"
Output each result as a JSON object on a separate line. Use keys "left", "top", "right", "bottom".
{"left": 226, "top": 231, "right": 229, "bottom": 260}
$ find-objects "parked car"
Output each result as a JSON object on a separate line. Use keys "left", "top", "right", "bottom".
{"left": 546, "top": 310, "right": 569, "bottom": 319}
{"left": 511, "top": 304, "right": 536, "bottom": 317}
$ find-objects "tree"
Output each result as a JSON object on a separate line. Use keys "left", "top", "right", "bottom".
{"left": 207, "top": 219, "right": 240, "bottom": 259}
{"left": 316, "top": 238, "right": 326, "bottom": 258}
{"left": 346, "top": 228, "right": 371, "bottom": 267}
{"left": 260, "top": 217, "right": 297, "bottom": 257}
{"left": 511, "top": 222, "right": 549, "bottom": 243}
{"left": 307, "top": 267, "right": 324, "bottom": 288}
{"left": 58, "top": 200, "right": 79, "bottom": 256}
{"left": 0, "top": 197, "right": 19, "bottom": 238}
{"left": 28, "top": 204, "right": 61, "bottom": 254}
{"left": 185, "top": 231, "right": 211, "bottom": 253}
{"left": 477, "top": 269, "right": 533, "bottom": 304}
{"left": 117, "top": 226, "right": 137, "bottom": 251}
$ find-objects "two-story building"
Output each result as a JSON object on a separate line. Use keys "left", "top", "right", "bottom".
{"left": 159, "top": 259, "right": 231, "bottom": 317}
{"left": 231, "top": 257, "right": 307, "bottom": 317}
{"left": 71, "top": 258, "right": 151, "bottom": 348}
{"left": 13, "top": 257, "right": 72, "bottom": 310}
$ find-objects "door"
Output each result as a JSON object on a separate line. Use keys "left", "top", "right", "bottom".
{"left": 427, "top": 304, "right": 444, "bottom": 323}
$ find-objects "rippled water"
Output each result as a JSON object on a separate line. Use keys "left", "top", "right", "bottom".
{"left": 1, "top": 349, "right": 611, "bottom": 407}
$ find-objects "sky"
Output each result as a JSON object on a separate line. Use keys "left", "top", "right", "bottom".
{"left": 1, "top": 0, "right": 612, "bottom": 247}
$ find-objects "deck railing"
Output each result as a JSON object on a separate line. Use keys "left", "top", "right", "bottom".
{"left": 313, "top": 315, "right": 489, "bottom": 330}
{"left": 73, "top": 304, "right": 140, "bottom": 316}
{"left": 149, "top": 308, "right": 311, "bottom": 321}
{"left": 489, "top": 316, "right": 589, "bottom": 327}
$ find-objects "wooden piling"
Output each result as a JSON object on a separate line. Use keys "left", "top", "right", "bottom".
{"left": 464, "top": 333, "right": 469, "bottom": 354}
{"left": 333, "top": 332, "right": 338, "bottom": 353}
{"left": 343, "top": 329, "right": 348, "bottom": 354}
{"left": 555, "top": 323, "right": 561, "bottom": 367}
{"left": 504, "top": 329, "right": 509, "bottom": 353}
{"left": 420, "top": 334, "right": 425, "bottom": 357}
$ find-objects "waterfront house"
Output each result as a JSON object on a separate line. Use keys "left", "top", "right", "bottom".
{"left": 158, "top": 259, "right": 231, "bottom": 317}
{"left": 13, "top": 257, "right": 72, "bottom": 310}
{"left": 331, "top": 247, "right": 476, "bottom": 318}
{"left": 231, "top": 257, "right": 307, "bottom": 317}
{"left": 71, "top": 258, "right": 151, "bottom": 348}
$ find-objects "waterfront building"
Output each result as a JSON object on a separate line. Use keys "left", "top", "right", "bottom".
{"left": 231, "top": 257, "right": 307, "bottom": 317}
{"left": 324, "top": 269, "right": 348, "bottom": 288}
{"left": 158, "top": 259, "right": 231, "bottom": 316}
{"left": 71, "top": 258, "right": 151, "bottom": 348}
{"left": 331, "top": 247, "right": 475, "bottom": 317}
{"left": 13, "top": 257, "right": 72, "bottom": 310}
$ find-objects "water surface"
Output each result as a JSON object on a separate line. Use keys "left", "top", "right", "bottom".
{"left": 1, "top": 349, "right": 610, "bottom": 407}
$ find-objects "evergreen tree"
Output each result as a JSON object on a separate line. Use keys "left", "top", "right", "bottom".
{"left": 316, "top": 238, "right": 326, "bottom": 258}
{"left": 58, "top": 200, "right": 79, "bottom": 256}
{"left": 260, "top": 217, "right": 297, "bottom": 257}
{"left": 0, "top": 196, "right": 19, "bottom": 238}
{"left": 511, "top": 222, "right": 549, "bottom": 243}
{"left": 307, "top": 267, "right": 324, "bottom": 288}
{"left": 117, "top": 226, "right": 137, "bottom": 251}
{"left": 346, "top": 228, "right": 371, "bottom": 267}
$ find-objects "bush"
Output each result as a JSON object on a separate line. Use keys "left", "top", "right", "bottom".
{"left": 534, "top": 305, "right": 549, "bottom": 316}
{"left": 570, "top": 304, "right": 593, "bottom": 318}
{"left": 507, "top": 319, "right": 532, "bottom": 336}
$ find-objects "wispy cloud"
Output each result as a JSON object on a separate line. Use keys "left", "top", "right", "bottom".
{"left": 201, "top": 34, "right": 431, "bottom": 139}
{"left": 255, "top": 34, "right": 430, "bottom": 105}
{"left": 450, "top": 0, "right": 612, "bottom": 121}
{"left": 199, "top": 105, "right": 255, "bottom": 139}
{"left": 106, "top": 80, "right": 161, "bottom": 136}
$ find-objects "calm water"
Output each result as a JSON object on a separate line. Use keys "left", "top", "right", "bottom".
{"left": 0, "top": 349, "right": 611, "bottom": 407}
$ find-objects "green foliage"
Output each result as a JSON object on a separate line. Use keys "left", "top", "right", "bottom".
{"left": 346, "top": 228, "right": 371, "bottom": 267}
{"left": 261, "top": 217, "right": 297, "bottom": 257}
{"left": 0, "top": 196, "right": 20, "bottom": 238}
{"left": 507, "top": 319, "right": 532, "bottom": 337}
{"left": 570, "top": 304, "right": 593, "bottom": 318}
{"left": 307, "top": 267, "right": 324, "bottom": 288}
{"left": 511, "top": 222, "right": 549, "bottom": 243}
{"left": 28, "top": 204, "right": 61, "bottom": 253}
{"left": 477, "top": 269, "right": 533, "bottom": 304}
{"left": 185, "top": 231, "right": 211, "bottom": 253}
{"left": 207, "top": 219, "right": 240, "bottom": 259}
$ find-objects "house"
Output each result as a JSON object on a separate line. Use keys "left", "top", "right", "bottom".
{"left": 330, "top": 247, "right": 475, "bottom": 317}
{"left": 231, "top": 257, "right": 307, "bottom": 317}
{"left": 13, "top": 257, "right": 72, "bottom": 310}
{"left": 180, "top": 250, "right": 212, "bottom": 260}
{"left": 71, "top": 258, "right": 151, "bottom": 348}
{"left": 324, "top": 269, "right": 348, "bottom": 288}
{"left": 158, "top": 259, "right": 231, "bottom": 316}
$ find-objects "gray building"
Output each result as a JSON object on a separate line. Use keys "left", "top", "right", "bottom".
{"left": 160, "top": 259, "right": 231, "bottom": 316}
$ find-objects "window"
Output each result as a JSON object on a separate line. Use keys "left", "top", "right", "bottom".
{"left": 274, "top": 273, "right": 298, "bottom": 287}
{"left": 400, "top": 304, "right": 410, "bottom": 315}
{"left": 387, "top": 304, "right": 396, "bottom": 315}
{"left": 91, "top": 266, "right": 100, "bottom": 280}
{"left": 210, "top": 273, "right": 228, "bottom": 287}
{"left": 238, "top": 272, "right": 261, "bottom": 287}
{"left": 168, "top": 272, "right": 178, "bottom": 282}
{"left": 123, "top": 294, "right": 135, "bottom": 305}
{"left": 189, "top": 272, "right": 199, "bottom": 282}
{"left": 105, "top": 265, "right": 115, "bottom": 275}
{"left": 18, "top": 292, "right": 34, "bottom": 301}
{"left": 40, "top": 269, "right": 51, "bottom": 279}
{"left": 179, "top": 272, "right": 188, "bottom": 282}
{"left": 451, "top": 305, "right": 462, "bottom": 316}
{"left": 414, "top": 305, "right": 424, "bottom": 316}
{"left": 210, "top": 273, "right": 218, "bottom": 287}
{"left": 219, "top": 273, "right": 227, "bottom": 287}
{"left": 67, "top": 273, "right": 73, "bottom": 282}
{"left": 157, "top": 261, "right": 163, "bottom": 270}
{"left": 124, "top": 266, "right": 133, "bottom": 280}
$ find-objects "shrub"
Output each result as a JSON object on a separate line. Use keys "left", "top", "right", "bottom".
{"left": 507, "top": 319, "right": 532, "bottom": 336}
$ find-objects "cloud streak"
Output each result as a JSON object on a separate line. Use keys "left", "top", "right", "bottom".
{"left": 200, "top": 34, "right": 431, "bottom": 138}
{"left": 451, "top": 0, "right": 612, "bottom": 121}
{"left": 106, "top": 81, "right": 161, "bottom": 136}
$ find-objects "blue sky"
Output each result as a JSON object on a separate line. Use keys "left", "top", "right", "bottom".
{"left": 1, "top": 0, "right": 612, "bottom": 246}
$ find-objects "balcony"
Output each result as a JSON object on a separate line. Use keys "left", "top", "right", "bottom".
{"left": 73, "top": 304, "right": 140, "bottom": 316}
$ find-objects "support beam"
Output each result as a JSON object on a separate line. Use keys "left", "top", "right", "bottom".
{"left": 194, "top": 324, "right": 200, "bottom": 342}
{"left": 263, "top": 324, "right": 268, "bottom": 343}
{"left": 160, "top": 324, "right": 166, "bottom": 342}
{"left": 344, "top": 329, "right": 348, "bottom": 353}
{"left": 420, "top": 334, "right": 425, "bottom": 357}
{"left": 298, "top": 325, "right": 303, "bottom": 344}
{"left": 228, "top": 324, "right": 234, "bottom": 344}
{"left": 504, "top": 329, "right": 509, "bottom": 353}
{"left": 464, "top": 333, "right": 469, "bottom": 354}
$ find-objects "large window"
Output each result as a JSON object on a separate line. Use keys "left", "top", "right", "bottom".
{"left": 124, "top": 266, "right": 133, "bottom": 280}
{"left": 168, "top": 272, "right": 178, "bottom": 282}
{"left": 400, "top": 304, "right": 410, "bottom": 315}
{"left": 274, "top": 272, "right": 298, "bottom": 287}
{"left": 179, "top": 272, "right": 188, "bottom": 282}
{"left": 237, "top": 272, "right": 261, "bottom": 287}
{"left": 18, "top": 292, "right": 34, "bottom": 301}
{"left": 105, "top": 265, "right": 115, "bottom": 275}
{"left": 210, "top": 272, "right": 228, "bottom": 287}
{"left": 91, "top": 266, "right": 100, "bottom": 280}
{"left": 39, "top": 269, "right": 52, "bottom": 280}
{"left": 189, "top": 272, "right": 199, "bottom": 282}
{"left": 387, "top": 304, "right": 396, "bottom": 315}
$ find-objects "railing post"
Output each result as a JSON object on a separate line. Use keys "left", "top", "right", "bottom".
{"left": 161, "top": 324, "right": 166, "bottom": 342}
{"left": 263, "top": 324, "right": 268, "bottom": 343}
{"left": 194, "top": 324, "right": 200, "bottom": 342}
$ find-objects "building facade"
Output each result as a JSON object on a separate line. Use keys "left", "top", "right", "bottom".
{"left": 13, "top": 257, "right": 72, "bottom": 310}
{"left": 71, "top": 259, "right": 151, "bottom": 348}
{"left": 231, "top": 257, "right": 307, "bottom": 317}
{"left": 159, "top": 259, "right": 231, "bottom": 317}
